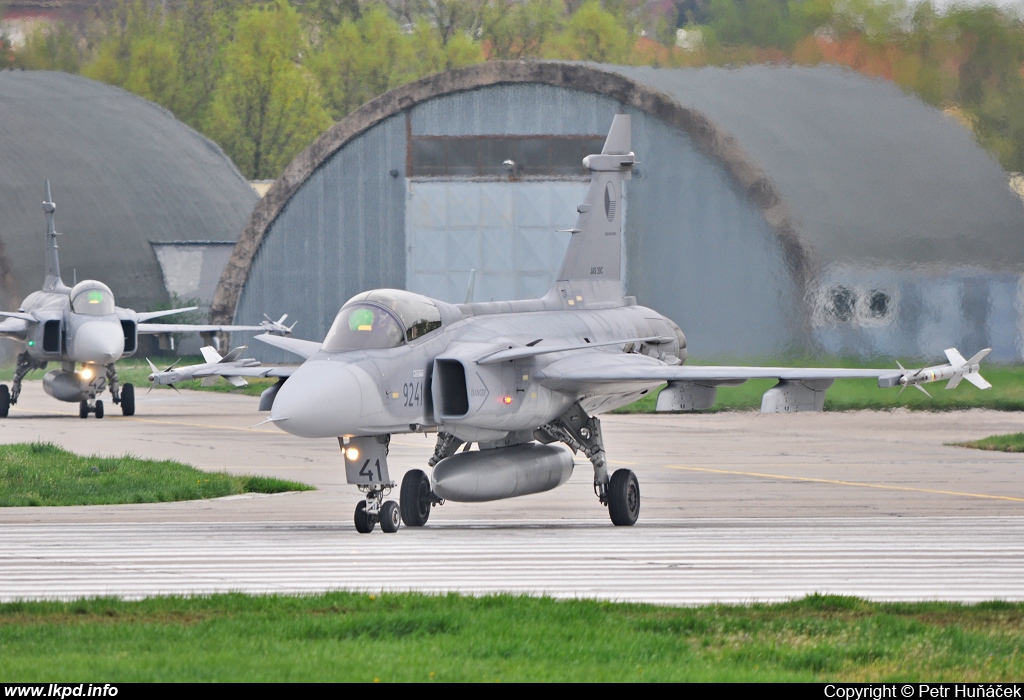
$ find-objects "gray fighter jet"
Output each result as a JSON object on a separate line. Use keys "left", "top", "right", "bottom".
{"left": 0, "top": 183, "right": 292, "bottom": 419}
{"left": 152, "top": 115, "right": 990, "bottom": 531}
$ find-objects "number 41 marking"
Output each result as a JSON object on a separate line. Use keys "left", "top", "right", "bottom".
{"left": 359, "top": 459, "right": 383, "bottom": 482}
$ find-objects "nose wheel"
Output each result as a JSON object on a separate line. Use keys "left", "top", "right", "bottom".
{"left": 354, "top": 484, "right": 400, "bottom": 534}
{"left": 79, "top": 399, "right": 104, "bottom": 419}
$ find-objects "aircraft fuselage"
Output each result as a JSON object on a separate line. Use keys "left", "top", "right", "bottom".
{"left": 270, "top": 297, "right": 686, "bottom": 442}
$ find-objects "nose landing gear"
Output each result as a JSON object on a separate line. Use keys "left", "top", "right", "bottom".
{"left": 354, "top": 486, "right": 400, "bottom": 534}
{"left": 79, "top": 399, "right": 104, "bottom": 419}
{"left": 344, "top": 435, "right": 402, "bottom": 534}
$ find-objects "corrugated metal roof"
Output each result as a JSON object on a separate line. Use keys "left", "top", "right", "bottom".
{"left": 0, "top": 70, "right": 258, "bottom": 311}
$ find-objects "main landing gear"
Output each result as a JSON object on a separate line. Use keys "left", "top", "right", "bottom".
{"left": 400, "top": 468, "right": 441, "bottom": 527}
{"left": 540, "top": 402, "right": 640, "bottom": 526}
{"left": 0, "top": 351, "right": 47, "bottom": 418}
{"left": 395, "top": 434, "right": 454, "bottom": 528}
{"left": 106, "top": 363, "right": 135, "bottom": 416}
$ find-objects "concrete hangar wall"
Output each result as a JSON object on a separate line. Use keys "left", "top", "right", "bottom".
{"left": 215, "top": 61, "right": 1024, "bottom": 362}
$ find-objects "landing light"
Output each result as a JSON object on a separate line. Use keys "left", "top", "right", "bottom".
{"left": 345, "top": 447, "right": 360, "bottom": 461}
{"left": 80, "top": 367, "right": 94, "bottom": 380}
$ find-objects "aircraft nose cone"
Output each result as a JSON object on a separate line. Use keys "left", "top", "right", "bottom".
{"left": 70, "top": 321, "right": 125, "bottom": 364}
{"left": 271, "top": 361, "right": 378, "bottom": 438}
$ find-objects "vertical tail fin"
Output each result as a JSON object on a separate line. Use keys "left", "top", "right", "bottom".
{"left": 554, "top": 114, "right": 634, "bottom": 308}
{"left": 42, "top": 180, "right": 66, "bottom": 292}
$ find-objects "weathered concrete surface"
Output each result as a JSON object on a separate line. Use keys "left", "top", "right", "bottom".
{"left": 0, "top": 384, "right": 1021, "bottom": 524}
{"left": 5, "top": 517, "right": 1023, "bottom": 604}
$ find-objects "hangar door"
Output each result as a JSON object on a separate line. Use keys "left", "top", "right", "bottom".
{"left": 405, "top": 134, "right": 611, "bottom": 304}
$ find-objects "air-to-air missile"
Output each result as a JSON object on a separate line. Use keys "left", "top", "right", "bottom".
{"left": 877, "top": 348, "right": 992, "bottom": 396}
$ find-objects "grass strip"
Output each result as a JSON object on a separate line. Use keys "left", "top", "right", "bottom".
{"left": 0, "top": 593, "right": 1022, "bottom": 681}
{"left": 952, "top": 433, "right": 1024, "bottom": 453}
{"left": 0, "top": 442, "right": 313, "bottom": 507}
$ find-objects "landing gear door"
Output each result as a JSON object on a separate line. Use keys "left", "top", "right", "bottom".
{"left": 341, "top": 436, "right": 392, "bottom": 486}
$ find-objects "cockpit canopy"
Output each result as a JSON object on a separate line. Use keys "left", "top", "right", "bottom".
{"left": 70, "top": 281, "right": 115, "bottom": 316}
{"left": 322, "top": 289, "right": 443, "bottom": 352}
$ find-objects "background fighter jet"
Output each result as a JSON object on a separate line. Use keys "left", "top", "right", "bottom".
{"left": 0, "top": 183, "right": 292, "bottom": 419}
{"left": 153, "top": 115, "right": 989, "bottom": 532}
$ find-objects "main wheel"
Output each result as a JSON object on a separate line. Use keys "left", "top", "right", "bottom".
{"left": 607, "top": 469, "right": 640, "bottom": 526}
{"left": 79, "top": 401, "right": 89, "bottom": 419}
{"left": 94, "top": 400, "right": 104, "bottom": 419}
{"left": 380, "top": 500, "right": 401, "bottom": 533}
{"left": 121, "top": 383, "right": 135, "bottom": 416}
{"left": 0, "top": 385, "right": 9, "bottom": 418}
{"left": 354, "top": 501, "right": 375, "bottom": 533}
{"left": 400, "top": 469, "right": 432, "bottom": 527}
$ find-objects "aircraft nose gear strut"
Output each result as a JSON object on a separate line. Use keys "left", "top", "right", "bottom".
{"left": 539, "top": 402, "right": 639, "bottom": 526}
{"left": 355, "top": 483, "right": 400, "bottom": 534}
{"left": 343, "top": 435, "right": 401, "bottom": 533}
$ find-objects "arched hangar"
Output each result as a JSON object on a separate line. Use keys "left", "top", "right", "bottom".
{"left": 0, "top": 71, "right": 258, "bottom": 317}
{"left": 213, "top": 61, "right": 1024, "bottom": 361}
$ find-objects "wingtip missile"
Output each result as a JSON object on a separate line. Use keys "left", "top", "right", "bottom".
{"left": 878, "top": 347, "right": 991, "bottom": 394}
{"left": 261, "top": 313, "right": 295, "bottom": 336}
{"left": 146, "top": 357, "right": 184, "bottom": 387}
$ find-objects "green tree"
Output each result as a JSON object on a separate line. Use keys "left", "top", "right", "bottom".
{"left": 299, "top": 0, "right": 362, "bottom": 27}
{"left": 310, "top": 5, "right": 480, "bottom": 121}
{"left": 310, "top": 5, "right": 407, "bottom": 119}
{"left": 480, "top": 0, "right": 562, "bottom": 59}
{"left": 945, "top": 5, "right": 1024, "bottom": 107}
{"left": 707, "top": 0, "right": 799, "bottom": 50}
{"left": 83, "top": 1, "right": 181, "bottom": 109}
{"left": 412, "top": 0, "right": 484, "bottom": 46}
{"left": 174, "top": 0, "right": 235, "bottom": 128}
{"left": 442, "top": 26, "right": 485, "bottom": 67}
{"left": 205, "top": 0, "right": 332, "bottom": 178}
{"left": 123, "top": 35, "right": 183, "bottom": 106}
{"left": 545, "top": 0, "right": 631, "bottom": 62}
{"left": 829, "top": 0, "right": 907, "bottom": 40}
{"left": 14, "top": 23, "right": 82, "bottom": 71}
